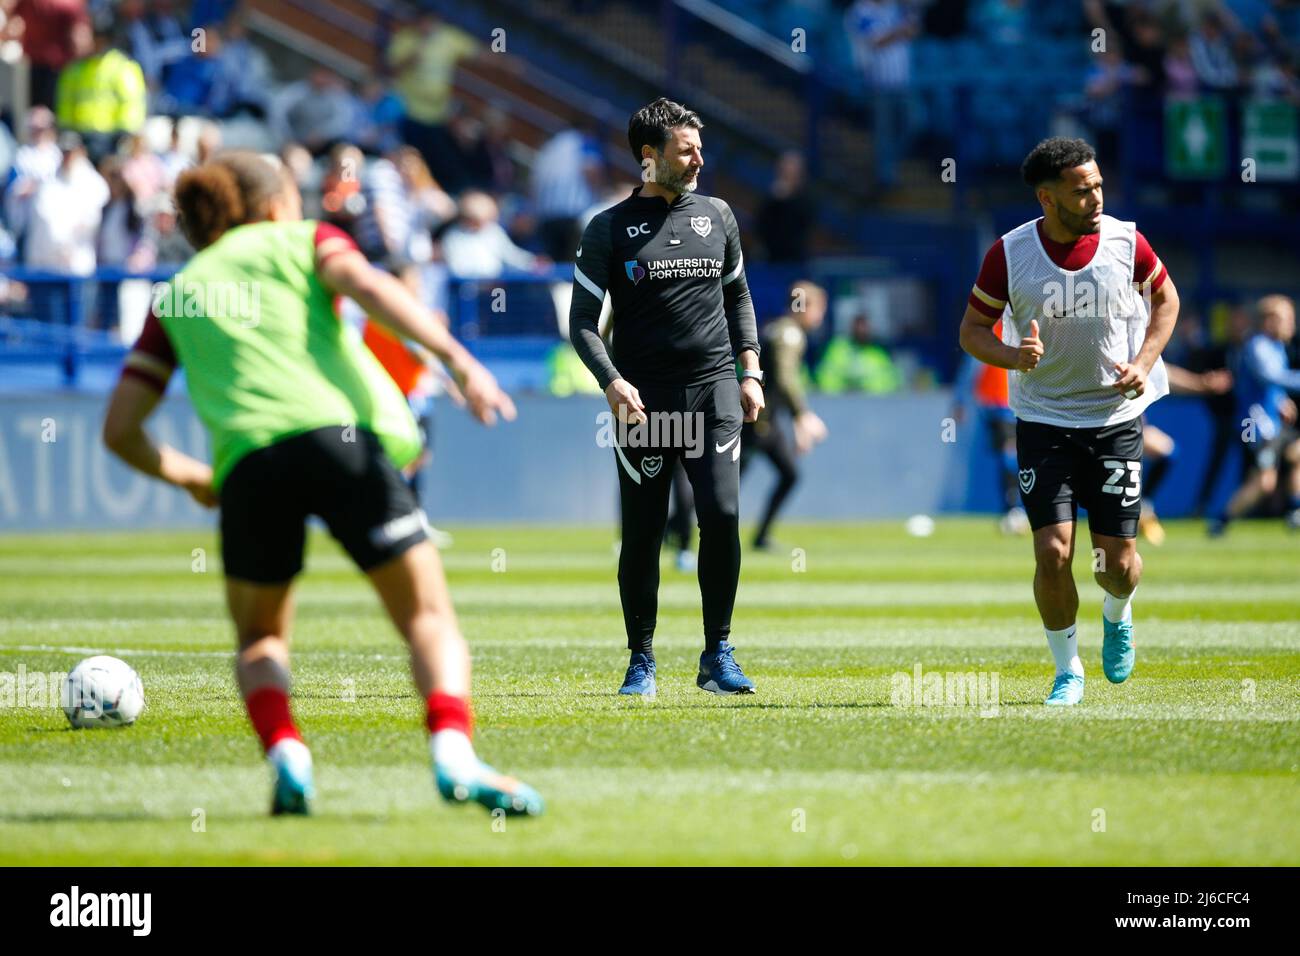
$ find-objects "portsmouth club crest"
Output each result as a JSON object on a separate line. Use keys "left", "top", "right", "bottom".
{"left": 624, "top": 259, "right": 646, "bottom": 285}
{"left": 689, "top": 216, "right": 712, "bottom": 239}
{"left": 1018, "top": 467, "right": 1036, "bottom": 494}
{"left": 640, "top": 455, "right": 664, "bottom": 479}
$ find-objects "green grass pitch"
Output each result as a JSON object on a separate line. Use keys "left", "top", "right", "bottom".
{"left": 1, "top": 519, "right": 1297, "bottom": 866}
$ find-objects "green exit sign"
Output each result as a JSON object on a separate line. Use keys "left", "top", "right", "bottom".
{"left": 1165, "top": 97, "right": 1227, "bottom": 179}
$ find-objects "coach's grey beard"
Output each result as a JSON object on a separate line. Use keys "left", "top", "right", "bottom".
{"left": 656, "top": 159, "right": 699, "bottom": 194}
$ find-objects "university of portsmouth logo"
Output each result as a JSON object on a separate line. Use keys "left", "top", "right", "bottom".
{"left": 640, "top": 455, "right": 663, "bottom": 478}
{"left": 1018, "top": 468, "right": 1036, "bottom": 494}
{"left": 624, "top": 259, "right": 646, "bottom": 284}
{"left": 689, "top": 216, "right": 712, "bottom": 238}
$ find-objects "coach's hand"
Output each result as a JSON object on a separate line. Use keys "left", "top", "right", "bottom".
{"left": 1016, "top": 319, "right": 1044, "bottom": 372}
{"left": 606, "top": 378, "right": 647, "bottom": 426}
{"left": 740, "top": 378, "right": 765, "bottom": 423}
{"left": 1112, "top": 360, "right": 1147, "bottom": 399}
{"left": 458, "top": 360, "right": 518, "bottom": 425}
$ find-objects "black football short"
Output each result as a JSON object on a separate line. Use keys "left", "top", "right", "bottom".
{"left": 220, "top": 426, "right": 427, "bottom": 583}
{"left": 1015, "top": 416, "right": 1144, "bottom": 538}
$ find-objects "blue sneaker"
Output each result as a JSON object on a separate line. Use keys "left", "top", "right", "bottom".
{"left": 436, "top": 761, "right": 544, "bottom": 817}
{"left": 697, "top": 641, "right": 755, "bottom": 695}
{"left": 268, "top": 738, "right": 314, "bottom": 816}
{"left": 618, "top": 652, "right": 657, "bottom": 697}
{"left": 1102, "top": 616, "right": 1135, "bottom": 683}
{"left": 1044, "top": 672, "right": 1084, "bottom": 706}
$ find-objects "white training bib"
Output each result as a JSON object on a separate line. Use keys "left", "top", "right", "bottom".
{"left": 1001, "top": 215, "right": 1168, "bottom": 429}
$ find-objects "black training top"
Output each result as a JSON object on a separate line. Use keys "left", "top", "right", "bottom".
{"left": 568, "top": 186, "right": 759, "bottom": 390}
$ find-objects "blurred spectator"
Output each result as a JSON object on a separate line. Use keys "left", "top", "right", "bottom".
{"left": 4, "top": 107, "right": 61, "bottom": 252}
{"left": 1110, "top": 7, "right": 1168, "bottom": 92}
{"left": 844, "top": 0, "right": 918, "bottom": 188}
{"left": 6, "top": 106, "right": 61, "bottom": 190}
{"left": 158, "top": 120, "right": 191, "bottom": 184}
{"left": 25, "top": 132, "right": 109, "bottom": 276}
{"left": 320, "top": 143, "right": 366, "bottom": 236}
{"left": 441, "top": 190, "right": 545, "bottom": 278}
{"left": 194, "top": 120, "right": 222, "bottom": 164}
{"left": 279, "top": 141, "right": 319, "bottom": 215}
{"left": 189, "top": 0, "right": 239, "bottom": 29}
{"left": 0, "top": 121, "right": 14, "bottom": 186}
{"left": 1163, "top": 32, "right": 1200, "bottom": 96}
{"left": 160, "top": 23, "right": 234, "bottom": 117}
{"left": 354, "top": 148, "right": 416, "bottom": 270}
{"left": 55, "top": 22, "right": 147, "bottom": 163}
{"left": 436, "top": 107, "right": 503, "bottom": 195}
{"left": 396, "top": 146, "right": 458, "bottom": 232}
{"left": 756, "top": 150, "right": 815, "bottom": 264}
{"left": 121, "top": 133, "right": 167, "bottom": 206}
{"left": 121, "top": 0, "right": 188, "bottom": 92}
{"left": 480, "top": 107, "right": 518, "bottom": 195}
{"left": 531, "top": 125, "right": 604, "bottom": 262}
{"left": 269, "top": 68, "right": 358, "bottom": 156}
{"left": 355, "top": 79, "right": 405, "bottom": 155}
{"left": 1189, "top": 12, "right": 1240, "bottom": 89}
{"left": 815, "top": 314, "right": 902, "bottom": 393}
{"left": 387, "top": 10, "right": 481, "bottom": 174}
{"left": 138, "top": 193, "right": 192, "bottom": 266}
{"left": 1084, "top": 48, "right": 1138, "bottom": 168}
{"left": 96, "top": 155, "right": 146, "bottom": 268}
{"left": 970, "top": 0, "right": 1029, "bottom": 46}
{"left": 216, "top": 15, "right": 273, "bottom": 118}
{"left": 1249, "top": 49, "right": 1300, "bottom": 101}
{"left": 4, "top": 0, "right": 91, "bottom": 109}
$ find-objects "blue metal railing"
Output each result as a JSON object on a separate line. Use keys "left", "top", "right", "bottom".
{"left": 0, "top": 266, "right": 182, "bottom": 385}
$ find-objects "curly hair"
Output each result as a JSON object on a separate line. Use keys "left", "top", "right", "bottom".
{"left": 1020, "top": 137, "right": 1096, "bottom": 189}
{"left": 627, "top": 97, "right": 703, "bottom": 165}
{"left": 174, "top": 151, "right": 287, "bottom": 249}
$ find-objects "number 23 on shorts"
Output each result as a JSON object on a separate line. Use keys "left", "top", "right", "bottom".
{"left": 1101, "top": 459, "right": 1142, "bottom": 507}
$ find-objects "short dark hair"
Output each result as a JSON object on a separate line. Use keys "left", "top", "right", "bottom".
{"left": 1020, "top": 137, "right": 1096, "bottom": 189}
{"left": 627, "top": 97, "right": 703, "bottom": 165}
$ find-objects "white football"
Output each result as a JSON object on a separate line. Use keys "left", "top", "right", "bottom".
{"left": 63, "top": 656, "right": 145, "bottom": 729}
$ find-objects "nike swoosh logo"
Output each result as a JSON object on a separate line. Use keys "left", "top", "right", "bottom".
{"left": 715, "top": 436, "right": 739, "bottom": 454}
{"left": 1121, "top": 496, "right": 1140, "bottom": 507}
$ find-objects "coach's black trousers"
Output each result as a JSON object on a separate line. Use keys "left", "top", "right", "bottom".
{"left": 614, "top": 377, "right": 742, "bottom": 652}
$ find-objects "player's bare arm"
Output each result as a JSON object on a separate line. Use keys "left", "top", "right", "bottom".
{"left": 317, "top": 244, "right": 516, "bottom": 425}
{"left": 959, "top": 304, "right": 1042, "bottom": 372}
{"left": 103, "top": 371, "right": 217, "bottom": 507}
{"left": 1115, "top": 275, "right": 1179, "bottom": 398}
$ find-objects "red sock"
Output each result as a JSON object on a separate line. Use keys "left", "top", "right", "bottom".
{"left": 245, "top": 686, "right": 302, "bottom": 751}
{"left": 426, "top": 692, "right": 472, "bottom": 737}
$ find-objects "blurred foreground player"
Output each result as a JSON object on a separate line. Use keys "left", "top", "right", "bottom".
{"left": 102, "top": 151, "right": 542, "bottom": 816}
{"left": 959, "top": 137, "right": 1179, "bottom": 706}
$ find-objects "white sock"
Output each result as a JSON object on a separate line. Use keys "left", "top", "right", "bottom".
{"left": 431, "top": 729, "right": 479, "bottom": 777}
{"left": 1045, "top": 625, "right": 1083, "bottom": 677}
{"left": 1103, "top": 589, "right": 1134, "bottom": 624}
{"left": 267, "top": 737, "right": 312, "bottom": 773}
